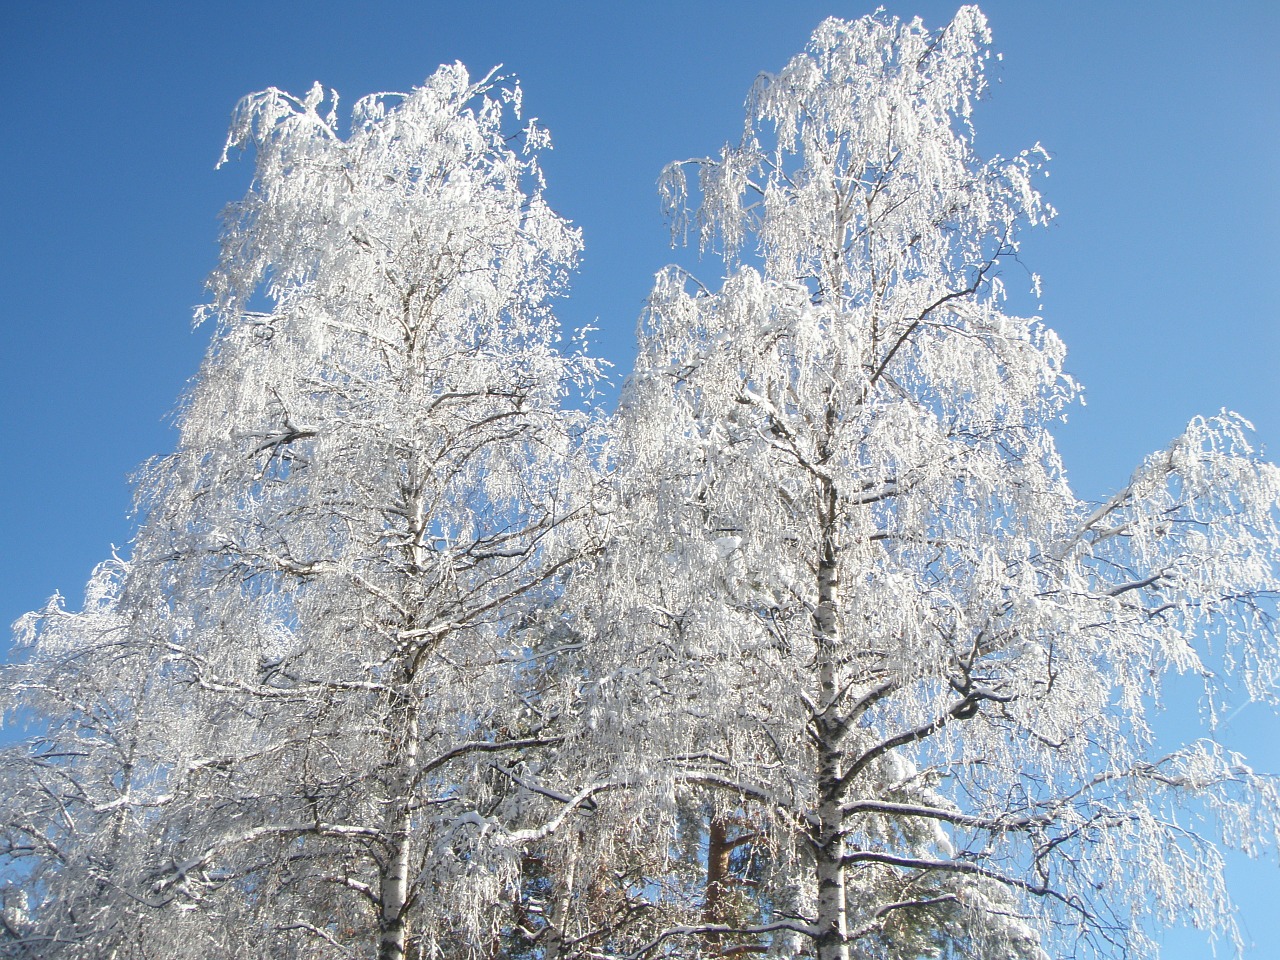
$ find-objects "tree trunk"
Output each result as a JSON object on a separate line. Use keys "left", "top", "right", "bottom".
{"left": 814, "top": 741, "right": 849, "bottom": 960}
{"left": 379, "top": 690, "right": 420, "bottom": 960}
{"left": 704, "top": 816, "right": 733, "bottom": 934}
{"left": 380, "top": 499, "right": 430, "bottom": 960}
{"left": 543, "top": 838, "right": 578, "bottom": 960}
{"left": 812, "top": 511, "right": 849, "bottom": 960}
{"left": 378, "top": 819, "right": 412, "bottom": 960}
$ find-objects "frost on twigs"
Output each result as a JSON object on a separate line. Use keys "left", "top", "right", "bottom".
{"left": 2, "top": 62, "right": 599, "bottom": 960}
{"left": 578, "top": 6, "right": 1280, "bottom": 960}
{"left": 2, "top": 7, "right": 1278, "bottom": 960}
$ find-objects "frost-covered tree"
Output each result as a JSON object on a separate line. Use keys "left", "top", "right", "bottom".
{"left": 4, "top": 9, "right": 1279, "bottom": 960}
{"left": 576, "top": 8, "right": 1280, "bottom": 960}
{"left": 3, "top": 65, "right": 596, "bottom": 960}
{"left": 0, "top": 560, "right": 177, "bottom": 957}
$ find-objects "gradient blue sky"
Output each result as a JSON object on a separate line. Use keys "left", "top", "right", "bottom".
{"left": 2, "top": 2, "right": 1277, "bottom": 956}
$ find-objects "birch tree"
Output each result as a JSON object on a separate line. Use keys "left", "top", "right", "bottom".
{"left": 4, "top": 9, "right": 1279, "bottom": 960}
{"left": 0, "top": 560, "right": 175, "bottom": 958}
{"left": 3, "top": 65, "right": 596, "bottom": 960}
{"left": 579, "top": 8, "right": 1280, "bottom": 959}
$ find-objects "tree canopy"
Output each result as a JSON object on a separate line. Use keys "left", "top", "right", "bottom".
{"left": 3, "top": 8, "right": 1278, "bottom": 960}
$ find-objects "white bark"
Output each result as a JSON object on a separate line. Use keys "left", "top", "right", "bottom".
{"left": 813, "top": 492, "right": 850, "bottom": 960}
{"left": 379, "top": 691, "right": 419, "bottom": 960}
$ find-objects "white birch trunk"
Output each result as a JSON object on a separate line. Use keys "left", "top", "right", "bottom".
{"left": 378, "top": 692, "right": 420, "bottom": 960}
{"left": 813, "top": 516, "right": 850, "bottom": 960}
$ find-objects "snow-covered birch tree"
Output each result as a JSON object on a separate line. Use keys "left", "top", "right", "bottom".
{"left": 4, "top": 9, "right": 1279, "bottom": 960}
{"left": 0, "top": 559, "right": 181, "bottom": 957}
{"left": 576, "top": 8, "right": 1280, "bottom": 959}
{"left": 3, "top": 65, "right": 597, "bottom": 960}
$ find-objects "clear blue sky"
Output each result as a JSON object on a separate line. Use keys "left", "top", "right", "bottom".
{"left": 2, "top": 2, "right": 1276, "bottom": 955}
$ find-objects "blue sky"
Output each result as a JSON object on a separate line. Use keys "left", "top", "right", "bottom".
{"left": 2, "top": 1, "right": 1276, "bottom": 955}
